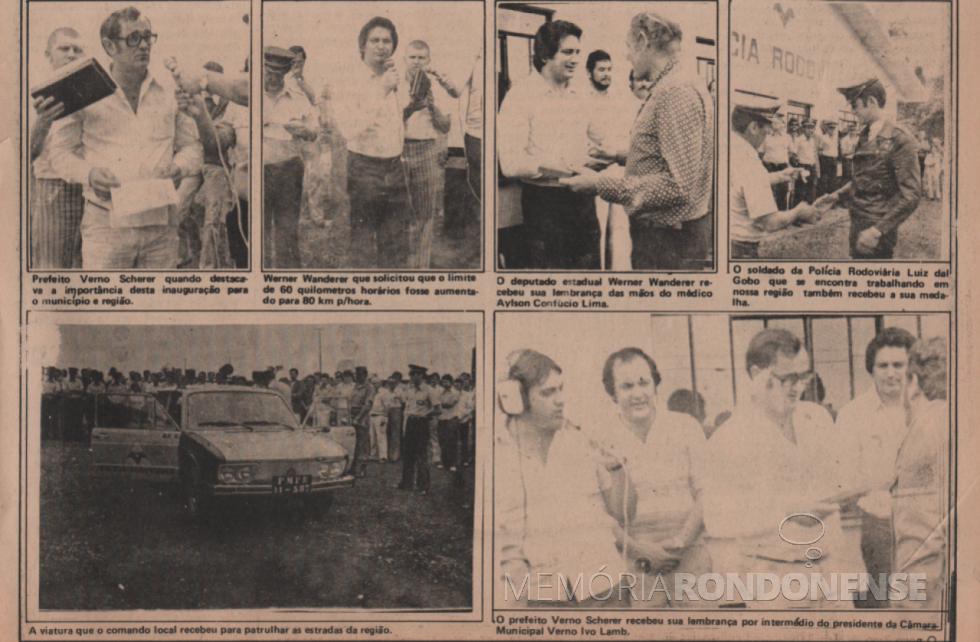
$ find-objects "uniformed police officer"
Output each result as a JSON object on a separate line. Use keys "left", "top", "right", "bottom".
{"left": 837, "top": 78, "right": 921, "bottom": 259}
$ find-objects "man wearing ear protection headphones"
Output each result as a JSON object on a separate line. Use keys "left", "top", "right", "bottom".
{"left": 595, "top": 348, "right": 710, "bottom": 608}
{"left": 496, "top": 350, "right": 628, "bottom": 605}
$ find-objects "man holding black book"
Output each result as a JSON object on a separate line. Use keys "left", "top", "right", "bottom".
{"left": 48, "top": 6, "right": 203, "bottom": 269}
{"left": 30, "top": 28, "right": 85, "bottom": 269}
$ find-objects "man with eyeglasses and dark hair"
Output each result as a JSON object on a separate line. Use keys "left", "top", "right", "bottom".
{"left": 47, "top": 6, "right": 202, "bottom": 269}
{"left": 701, "top": 328, "right": 865, "bottom": 607}
{"left": 836, "top": 78, "right": 921, "bottom": 259}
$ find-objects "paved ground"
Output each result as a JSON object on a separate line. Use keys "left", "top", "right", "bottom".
{"left": 38, "top": 441, "right": 475, "bottom": 611}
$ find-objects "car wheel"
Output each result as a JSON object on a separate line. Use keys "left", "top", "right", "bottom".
{"left": 182, "top": 466, "right": 211, "bottom": 522}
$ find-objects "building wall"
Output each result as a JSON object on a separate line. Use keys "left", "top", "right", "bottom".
{"left": 731, "top": 1, "right": 898, "bottom": 121}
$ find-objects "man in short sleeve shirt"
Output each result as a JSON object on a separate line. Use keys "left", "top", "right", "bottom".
{"left": 729, "top": 103, "right": 819, "bottom": 259}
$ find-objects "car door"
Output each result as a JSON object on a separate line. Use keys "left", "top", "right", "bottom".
{"left": 302, "top": 396, "right": 357, "bottom": 455}
{"left": 90, "top": 393, "right": 181, "bottom": 479}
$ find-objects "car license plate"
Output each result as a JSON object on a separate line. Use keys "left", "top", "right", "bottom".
{"left": 273, "top": 475, "right": 312, "bottom": 494}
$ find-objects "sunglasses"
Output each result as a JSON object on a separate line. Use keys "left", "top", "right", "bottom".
{"left": 114, "top": 30, "right": 157, "bottom": 48}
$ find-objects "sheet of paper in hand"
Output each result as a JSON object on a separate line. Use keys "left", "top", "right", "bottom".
{"left": 109, "top": 179, "right": 178, "bottom": 228}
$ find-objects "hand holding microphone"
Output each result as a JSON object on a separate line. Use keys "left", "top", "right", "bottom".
{"left": 380, "top": 57, "right": 399, "bottom": 95}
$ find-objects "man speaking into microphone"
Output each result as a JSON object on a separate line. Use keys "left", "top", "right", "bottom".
{"left": 335, "top": 16, "right": 412, "bottom": 269}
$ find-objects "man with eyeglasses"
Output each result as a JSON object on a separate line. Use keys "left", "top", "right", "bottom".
{"left": 700, "top": 329, "right": 865, "bottom": 607}
{"left": 836, "top": 78, "right": 921, "bottom": 259}
{"left": 47, "top": 6, "right": 202, "bottom": 269}
{"left": 30, "top": 27, "right": 86, "bottom": 269}
{"left": 729, "top": 102, "right": 831, "bottom": 259}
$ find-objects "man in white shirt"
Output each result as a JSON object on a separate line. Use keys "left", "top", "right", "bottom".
{"left": 401, "top": 41, "right": 458, "bottom": 268}
{"left": 48, "top": 7, "right": 203, "bottom": 269}
{"left": 760, "top": 115, "right": 792, "bottom": 211}
{"left": 262, "top": 46, "right": 318, "bottom": 268}
{"left": 495, "top": 349, "right": 627, "bottom": 605}
{"left": 335, "top": 17, "right": 411, "bottom": 269}
{"left": 835, "top": 327, "right": 917, "bottom": 607}
{"left": 816, "top": 119, "right": 840, "bottom": 198}
{"left": 729, "top": 103, "right": 824, "bottom": 259}
{"left": 701, "top": 329, "right": 865, "bottom": 608}
{"left": 791, "top": 118, "right": 819, "bottom": 207}
{"left": 497, "top": 20, "right": 601, "bottom": 270}
{"left": 593, "top": 348, "right": 709, "bottom": 607}
{"left": 30, "top": 27, "right": 86, "bottom": 269}
{"left": 453, "top": 50, "right": 483, "bottom": 238}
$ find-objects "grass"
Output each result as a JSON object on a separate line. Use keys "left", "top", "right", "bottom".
{"left": 760, "top": 198, "right": 945, "bottom": 260}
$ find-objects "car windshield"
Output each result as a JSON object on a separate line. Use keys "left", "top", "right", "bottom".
{"left": 186, "top": 391, "right": 298, "bottom": 431}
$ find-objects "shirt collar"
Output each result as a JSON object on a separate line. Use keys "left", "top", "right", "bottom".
{"left": 533, "top": 69, "right": 575, "bottom": 96}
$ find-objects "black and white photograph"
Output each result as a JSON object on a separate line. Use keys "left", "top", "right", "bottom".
{"left": 729, "top": 1, "right": 950, "bottom": 261}
{"left": 495, "top": 2, "right": 717, "bottom": 272}
{"left": 30, "top": 318, "right": 479, "bottom": 611}
{"left": 495, "top": 312, "right": 951, "bottom": 613}
{"left": 26, "top": 2, "right": 252, "bottom": 271}
{"left": 261, "top": 2, "right": 484, "bottom": 270}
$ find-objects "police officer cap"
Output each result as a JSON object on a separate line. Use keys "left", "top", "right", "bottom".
{"left": 837, "top": 78, "right": 883, "bottom": 103}
{"left": 732, "top": 101, "right": 781, "bottom": 125}
{"left": 408, "top": 364, "right": 428, "bottom": 375}
{"left": 68, "top": 367, "right": 79, "bottom": 375}
{"left": 355, "top": 366, "right": 368, "bottom": 376}
{"left": 803, "top": 118, "right": 816, "bottom": 128}
{"left": 264, "top": 46, "right": 295, "bottom": 74}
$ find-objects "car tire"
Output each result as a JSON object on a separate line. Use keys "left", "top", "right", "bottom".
{"left": 182, "top": 466, "right": 211, "bottom": 523}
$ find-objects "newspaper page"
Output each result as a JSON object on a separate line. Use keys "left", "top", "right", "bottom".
{"left": 1, "top": 0, "right": 977, "bottom": 640}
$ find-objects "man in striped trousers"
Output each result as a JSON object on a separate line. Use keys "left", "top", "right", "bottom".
{"left": 402, "top": 40, "right": 458, "bottom": 268}
{"left": 30, "top": 28, "right": 86, "bottom": 269}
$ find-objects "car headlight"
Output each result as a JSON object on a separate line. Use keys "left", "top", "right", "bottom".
{"left": 218, "top": 464, "right": 257, "bottom": 484}
{"left": 317, "top": 461, "right": 346, "bottom": 479}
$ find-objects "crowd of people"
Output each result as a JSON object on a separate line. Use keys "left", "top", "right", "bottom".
{"left": 497, "top": 12, "right": 715, "bottom": 271}
{"left": 497, "top": 327, "right": 948, "bottom": 609}
{"left": 30, "top": 6, "right": 251, "bottom": 270}
{"left": 731, "top": 78, "right": 936, "bottom": 260}
{"left": 41, "top": 361, "right": 477, "bottom": 496}
{"left": 262, "top": 17, "right": 483, "bottom": 269}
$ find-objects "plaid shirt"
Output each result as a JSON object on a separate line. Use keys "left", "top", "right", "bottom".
{"left": 596, "top": 60, "right": 713, "bottom": 226}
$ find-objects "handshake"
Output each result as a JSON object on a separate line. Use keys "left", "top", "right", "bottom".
{"left": 795, "top": 184, "right": 849, "bottom": 224}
